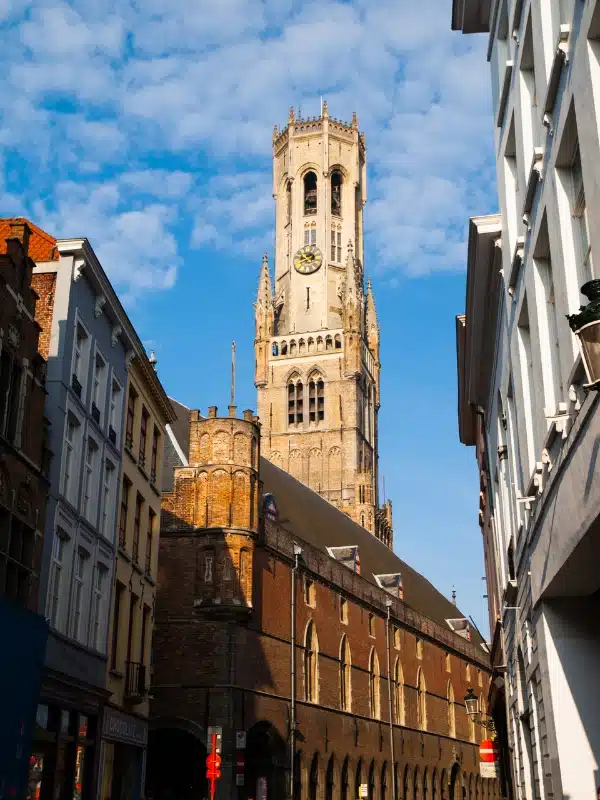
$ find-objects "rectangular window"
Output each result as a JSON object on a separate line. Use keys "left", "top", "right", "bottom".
{"left": 0, "top": 353, "right": 23, "bottom": 443}
{"left": 337, "top": 231, "right": 342, "bottom": 263}
{"left": 340, "top": 596, "right": 348, "bottom": 624}
{"left": 111, "top": 582, "right": 124, "bottom": 671}
{"left": 63, "top": 414, "right": 80, "bottom": 505}
{"left": 146, "top": 509, "right": 155, "bottom": 575}
{"left": 72, "top": 321, "right": 89, "bottom": 398}
{"left": 151, "top": 427, "right": 159, "bottom": 484}
{"left": 91, "top": 351, "right": 106, "bottom": 423}
{"left": 101, "top": 459, "right": 115, "bottom": 540}
{"left": 304, "top": 578, "right": 315, "bottom": 607}
{"left": 140, "top": 605, "right": 151, "bottom": 667}
{"left": 393, "top": 627, "right": 401, "bottom": 649}
{"left": 416, "top": 637, "right": 423, "bottom": 659}
{"left": 109, "top": 378, "right": 122, "bottom": 445}
{"left": 125, "top": 388, "right": 136, "bottom": 450}
{"left": 82, "top": 437, "right": 98, "bottom": 522}
{"left": 368, "top": 613, "right": 375, "bottom": 637}
{"left": 71, "top": 551, "right": 87, "bottom": 642}
{"left": 90, "top": 564, "right": 107, "bottom": 651}
{"left": 311, "top": 228, "right": 316, "bottom": 245}
{"left": 48, "top": 534, "right": 66, "bottom": 628}
{"left": 304, "top": 229, "right": 310, "bottom": 245}
{"left": 133, "top": 494, "right": 143, "bottom": 564}
{"left": 139, "top": 407, "right": 149, "bottom": 468}
{"left": 331, "top": 229, "right": 336, "bottom": 261}
{"left": 119, "top": 478, "right": 130, "bottom": 549}
{"left": 571, "top": 144, "right": 593, "bottom": 287}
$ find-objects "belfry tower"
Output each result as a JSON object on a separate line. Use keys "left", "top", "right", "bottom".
{"left": 255, "top": 103, "right": 393, "bottom": 548}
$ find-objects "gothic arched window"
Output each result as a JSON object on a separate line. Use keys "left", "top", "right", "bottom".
{"left": 369, "top": 648, "right": 380, "bottom": 719}
{"left": 304, "top": 171, "right": 317, "bottom": 216}
{"left": 335, "top": 334, "right": 342, "bottom": 349}
{"left": 288, "top": 377, "right": 303, "bottom": 426}
{"left": 325, "top": 335, "right": 333, "bottom": 351}
{"left": 309, "top": 376, "right": 325, "bottom": 422}
{"left": 305, "top": 621, "right": 319, "bottom": 702}
{"left": 331, "top": 170, "right": 342, "bottom": 216}
{"left": 340, "top": 634, "right": 351, "bottom": 711}
{"left": 394, "top": 658, "right": 405, "bottom": 725}
{"left": 286, "top": 180, "right": 292, "bottom": 224}
{"left": 447, "top": 680, "right": 456, "bottom": 738}
{"left": 417, "top": 667, "right": 427, "bottom": 730}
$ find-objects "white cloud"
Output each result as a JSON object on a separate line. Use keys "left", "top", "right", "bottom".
{"left": 1, "top": 0, "right": 495, "bottom": 290}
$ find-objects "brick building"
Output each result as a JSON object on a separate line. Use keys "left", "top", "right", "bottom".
{"left": 149, "top": 401, "right": 499, "bottom": 800}
{"left": 0, "top": 219, "right": 52, "bottom": 796}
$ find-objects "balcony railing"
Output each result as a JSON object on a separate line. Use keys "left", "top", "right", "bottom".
{"left": 150, "top": 468, "right": 157, "bottom": 486}
{"left": 139, "top": 451, "right": 146, "bottom": 470}
{"left": 108, "top": 426, "right": 117, "bottom": 446}
{"left": 118, "top": 524, "right": 126, "bottom": 550}
{"left": 125, "top": 431, "right": 133, "bottom": 451}
{"left": 91, "top": 402, "right": 100, "bottom": 424}
{"left": 71, "top": 374, "right": 82, "bottom": 399}
{"left": 124, "top": 661, "right": 146, "bottom": 703}
{"left": 145, "top": 547, "right": 152, "bottom": 575}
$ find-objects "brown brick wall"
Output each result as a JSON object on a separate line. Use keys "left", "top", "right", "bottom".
{"left": 0, "top": 223, "right": 50, "bottom": 612}
{"left": 31, "top": 271, "right": 56, "bottom": 360}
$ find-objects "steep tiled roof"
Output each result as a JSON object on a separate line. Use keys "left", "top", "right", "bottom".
{"left": 0, "top": 217, "right": 58, "bottom": 261}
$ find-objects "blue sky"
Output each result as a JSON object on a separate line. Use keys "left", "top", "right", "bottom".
{"left": 1, "top": 0, "right": 497, "bottom": 633}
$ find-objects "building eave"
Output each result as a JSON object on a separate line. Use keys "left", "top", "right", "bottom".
{"left": 458, "top": 214, "right": 502, "bottom": 446}
{"left": 55, "top": 238, "right": 176, "bottom": 425}
{"left": 451, "top": 0, "right": 492, "bottom": 33}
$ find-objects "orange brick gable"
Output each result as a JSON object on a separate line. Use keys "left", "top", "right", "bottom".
{"left": 0, "top": 217, "right": 58, "bottom": 261}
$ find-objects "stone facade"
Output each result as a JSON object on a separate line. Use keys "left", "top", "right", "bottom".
{"left": 255, "top": 105, "right": 392, "bottom": 547}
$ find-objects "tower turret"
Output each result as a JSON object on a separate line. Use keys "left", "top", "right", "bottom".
{"left": 161, "top": 406, "right": 260, "bottom": 616}
{"left": 254, "top": 253, "right": 274, "bottom": 388}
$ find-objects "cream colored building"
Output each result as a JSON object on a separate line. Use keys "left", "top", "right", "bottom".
{"left": 99, "top": 354, "right": 175, "bottom": 800}
{"left": 255, "top": 103, "right": 393, "bottom": 547}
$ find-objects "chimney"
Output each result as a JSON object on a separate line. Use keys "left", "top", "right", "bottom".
{"left": 208, "top": 406, "right": 218, "bottom": 419}
{"left": 243, "top": 409, "right": 253, "bottom": 421}
{"left": 228, "top": 405, "right": 237, "bottom": 418}
{"left": 8, "top": 220, "right": 31, "bottom": 255}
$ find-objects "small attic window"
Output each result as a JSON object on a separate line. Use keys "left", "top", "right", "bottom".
{"left": 262, "top": 493, "right": 279, "bottom": 523}
{"left": 327, "top": 545, "right": 360, "bottom": 574}
{"left": 446, "top": 618, "right": 472, "bottom": 641}
{"left": 374, "top": 573, "right": 404, "bottom": 601}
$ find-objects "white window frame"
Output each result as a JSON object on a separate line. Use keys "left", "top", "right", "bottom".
{"left": 101, "top": 458, "right": 115, "bottom": 540}
{"left": 62, "top": 410, "right": 82, "bottom": 506}
{"left": 108, "top": 372, "right": 123, "bottom": 446}
{"left": 71, "top": 315, "right": 91, "bottom": 400}
{"left": 82, "top": 434, "right": 99, "bottom": 524}
{"left": 91, "top": 346, "right": 107, "bottom": 423}
{"left": 47, "top": 530, "right": 68, "bottom": 630}
{"left": 90, "top": 562, "right": 108, "bottom": 652}
{"left": 70, "top": 549, "right": 88, "bottom": 642}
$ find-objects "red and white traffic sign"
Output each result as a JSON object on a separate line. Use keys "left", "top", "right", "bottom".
{"left": 479, "top": 739, "right": 498, "bottom": 763}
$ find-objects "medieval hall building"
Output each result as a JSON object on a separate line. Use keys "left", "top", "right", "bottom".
{"left": 148, "top": 108, "right": 499, "bottom": 800}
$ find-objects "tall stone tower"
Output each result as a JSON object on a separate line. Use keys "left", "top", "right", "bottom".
{"left": 255, "top": 103, "right": 393, "bottom": 547}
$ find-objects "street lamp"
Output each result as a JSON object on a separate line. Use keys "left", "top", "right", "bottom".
{"left": 464, "top": 687, "right": 496, "bottom": 732}
{"left": 567, "top": 280, "right": 600, "bottom": 389}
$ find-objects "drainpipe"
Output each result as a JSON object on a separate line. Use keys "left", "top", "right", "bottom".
{"left": 290, "top": 545, "right": 302, "bottom": 800}
{"left": 385, "top": 600, "right": 397, "bottom": 800}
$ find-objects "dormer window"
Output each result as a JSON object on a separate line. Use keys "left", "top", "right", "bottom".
{"left": 327, "top": 545, "right": 360, "bottom": 574}
{"left": 331, "top": 171, "right": 342, "bottom": 216}
{"left": 304, "top": 172, "right": 317, "bottom": 216}
{"left": 446, "top": 617, "right": 472, "bottom": 641}
{"left": 374, "top": 573, "right": 404, "bottom": 601}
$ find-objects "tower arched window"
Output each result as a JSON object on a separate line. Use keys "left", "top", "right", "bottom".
{"left": 305, "top": 621, "right": 319, "bottom": 702}
{"left": 417, "top": 667, "right": 427, "bottom": 730}
{"left": 331, "top": 170, "right": 342, "bottom": 217}
{"left": 369, "top": 648, "right": 381, "bottom": 719}
{"left": 340, "top": 634, "right": 351, "bottom": 711}
{"left": 286, "top": 180, "right": 292, "bottom": 224}
{"left": 326, "top": 336, "right": 333, "bottom": 351}
{"left": 304, "top": 171, "right": 317, "bottom": 216}
{"left": 447, "top": 680, "right": 456, "bottom": 738}
{"left": 309, "top": 376, "right": 325, "bottom": 422}
{"left": 288, "top": 378, "right": 303, "bottom": 425}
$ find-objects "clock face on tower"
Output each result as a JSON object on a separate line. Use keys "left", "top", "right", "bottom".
{"left": 294, "top": 244, "right": 323, "bottom": 275}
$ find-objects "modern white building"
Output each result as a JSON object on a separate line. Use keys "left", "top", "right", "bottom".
{"left": 454, "top": 0, "right": 600, "bottom": 797}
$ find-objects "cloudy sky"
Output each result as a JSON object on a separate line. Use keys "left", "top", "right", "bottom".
{"left": 1, "top": 0, "right": 496, "bottom": 632}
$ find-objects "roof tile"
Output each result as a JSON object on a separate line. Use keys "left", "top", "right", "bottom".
{"left": 0, "top": 217, "right": 58, "bottom": 261}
